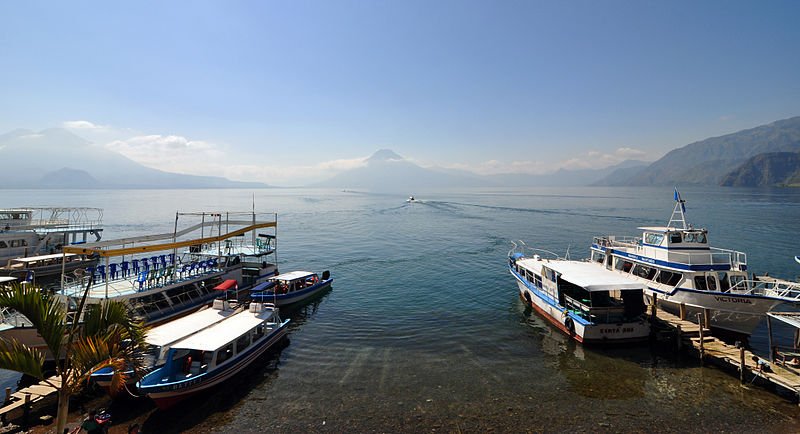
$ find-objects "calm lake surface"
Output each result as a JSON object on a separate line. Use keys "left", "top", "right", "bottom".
{"left": 2, "top": 186, "right": 800, "bottom": 432}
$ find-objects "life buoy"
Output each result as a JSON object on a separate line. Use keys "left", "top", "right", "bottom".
{"left": 564, "top": 317, "right": 575, "bottom": 335}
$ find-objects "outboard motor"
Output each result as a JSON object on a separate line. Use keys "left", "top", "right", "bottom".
{"left": 321, "top": 270, "right": 330, "bottom": 280}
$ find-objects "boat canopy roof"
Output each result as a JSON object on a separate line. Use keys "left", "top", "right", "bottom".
{"left": 0, "top": 276, "right": 16, "bottom": 283}
{"left": 171, "top": 310, "right": 273, "bottom": 352}
{"left": 269, "top": 271, "right": 315, "bottom": 282}
{"left": 145, "top": 307, "right": 238, "bottom": 347}
{"left": 213, "top": 279, "right": 238, "bottom": 291}
{"left": 10, "top": 253, "right": 77, "bottom": 263}
{"left": 525, "top": 259, "right": 646, "bottom": 292}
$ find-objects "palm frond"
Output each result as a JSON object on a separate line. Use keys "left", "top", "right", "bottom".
{"left": 0, "top": 338, "right": 45, "bottom": 379}
{"left": 0, "top": 283, "right": 66, "bottom": 358}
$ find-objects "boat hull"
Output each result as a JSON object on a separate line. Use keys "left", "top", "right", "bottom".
{"left": 643, "top": 291, "right": 779, "bottom": 335}
{"left": 142, "top": 320, "right": 290, "bottom": 410}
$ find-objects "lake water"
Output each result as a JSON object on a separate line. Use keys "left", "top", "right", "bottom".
{"left": 2, "top": 186, "right": 800, "bottom": 432}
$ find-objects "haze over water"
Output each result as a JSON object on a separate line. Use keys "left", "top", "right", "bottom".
{"left": 2, "top": 186, "right": 800, "bottom": 432}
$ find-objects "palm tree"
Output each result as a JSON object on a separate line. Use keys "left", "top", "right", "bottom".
{"left": 0, "top": 282, "right": 147, "bottom": 432}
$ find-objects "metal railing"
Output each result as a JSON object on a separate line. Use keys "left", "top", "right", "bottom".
{"left": 729, "top": 278, "right": 800, "bottom": 301}
{"left": 593, "top": 236, "right": 747, "bottom": 270}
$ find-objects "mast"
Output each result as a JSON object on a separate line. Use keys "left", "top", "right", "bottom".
{"left": 667, "top": 188, "right": 688, "bottom": 230}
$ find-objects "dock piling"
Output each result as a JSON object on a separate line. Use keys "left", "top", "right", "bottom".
{"left": 679, "top": 303, "right": 686, "bottom": 320}
{"left": 740, "top": 346, "right": 746, "bottom": 383}
{"left": 697, "top": 313, "right": 705, "bottom": 364}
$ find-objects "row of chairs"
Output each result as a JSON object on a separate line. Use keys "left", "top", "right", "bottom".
{"left": 86, "top": 254, "right": 178, "bottom": 283}
{"left": 135, "top": 258, "right": 220, "bottom": 291}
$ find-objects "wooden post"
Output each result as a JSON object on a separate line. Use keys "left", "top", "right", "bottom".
{"left": 767, "top": 315, "right": 774, "bottom": 362}
{"left": 3, "top": 387, "right": 10, "bottom": 405}
{"left": 22, "top": 393, "right": 30, "bottom": 430}
{"left": 679, "top": 303, "right": 686, "bottom": 320}
{"left": 651, "top": 294, "right": 658, "bottom": 322}
{"left": 697, "top": 313, "right": 705, "bottom": 364}
{"left": 703, "top": 308, "right": 711, "bottom": 330}
{"left": 676, "top": 324, "right": 682, "bottom": 351}
{"left": 740, "top": 346, "right": 746, "bottom": 383}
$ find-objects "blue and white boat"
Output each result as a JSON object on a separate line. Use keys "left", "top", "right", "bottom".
{"left": 90, "top": 300, "right": 242, "bottom": 392}
{"left": 249, "top": 270, "right": 332, "bottom": 306}
{"left": 137, "top": 301, "right": 289, "bottom": 409}
{"left": 589, "top": 191, "right": 800, "bottom": 335}
{"left": 509, "top": 243, "right": 650, "bottom": 344}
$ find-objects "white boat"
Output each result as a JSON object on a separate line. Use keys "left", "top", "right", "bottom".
{"left": 0, "top": 208, "right": 102, "bottom": 284}
{"left": 509, "top": 243, "right": 650, "bottom": 344}
{"left": 137, "top": 301, "right": 289, "bottom": 409}
{"left": 589, "top": 191, "right": 800, "bottom": 335}
{"left": 90, "top": 300, "right": 242, "bottom": 391}
{"left": 406, "top": 196, "right": 416, "bottom": 203}
{"left": 0, "top": 211, "right": 279, "bottom": 360}
{"left": 249, "top": 270, "right": 332, "bottom": 306}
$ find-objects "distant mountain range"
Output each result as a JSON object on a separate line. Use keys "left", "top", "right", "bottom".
{"left": 0, "top": 128, "right": 268, "bottom": 189}
{"left": 595, "top": 116, "right": 800, "bottom": 187}
{"left": 310, "top": 149, "right": 650, "bottom": 191}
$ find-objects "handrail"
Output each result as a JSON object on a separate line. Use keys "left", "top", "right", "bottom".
{"left": 64, "top": 221, "right": 276, "bottom": 257}
{"left": 592, "top": 235, "right": 747, "bottom": 269}
{"left": 728, "top": 278, "right": 800, "bottom": 301}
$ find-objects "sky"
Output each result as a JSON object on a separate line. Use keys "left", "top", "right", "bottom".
{"left": 1, "top": 0, "right": 798, "bottom": 185}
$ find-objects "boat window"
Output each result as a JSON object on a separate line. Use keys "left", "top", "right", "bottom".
{"left": 615, "top": 259, "right": 633, "bottom": 273}
{"left": 729, "top": 274, "right": 746, "bottom": 290}
{"left": 534, "top": 275, "right": 542, "bottom": 289}
{"left": 717, "top": 272, "right": 730, "bottom": 292}
{"left": 644, "top": 233, "right": 664, "bottom": 245}
{"left": 9, "top": 239, "right": 28, "bottom": 247}
{"left": 0, "top": 241, "right": 6, "bottom": 248}
{"left": 669, "top": 233, "right": 682, "bottom": 244}
{"left": 706, "top": 275, "right": 717, "bottom": 291}
{"left": 235, "top": 333, "right": 251, "bottom": 354}
{"left": 694, "top": 276, "right": 708, "bottom": 291}
{"left": 685, "top": 232, "right": 707, "bottom": 244}
{"left": 593, "top": 252, "right": 605, "bottom": 264}
{"left": 656, "top": 270, "right": 682, "bottom": 286}
{"left": 632, "top": 264, "right": 657, "bottom": 280}
{"left": 215, "top": 343, "right": 234, "bottom": 365}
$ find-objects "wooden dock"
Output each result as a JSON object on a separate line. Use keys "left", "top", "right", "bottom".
{"left": 0, "top": 375, "right": 60, "bottom": 425}
{"left": 653, "top": 307, "right": 800, "bottom": 403}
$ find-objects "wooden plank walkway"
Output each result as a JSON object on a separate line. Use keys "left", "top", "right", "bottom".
{"left": 653, "top": 308, "right": 800, "bottom": 404}
{"left": 0, "top": 375, "right": 60, "bottom": 422}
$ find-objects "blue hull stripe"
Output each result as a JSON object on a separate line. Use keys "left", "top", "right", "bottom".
{"left": 509, "top": 266, "right": 590, "bottom": 326}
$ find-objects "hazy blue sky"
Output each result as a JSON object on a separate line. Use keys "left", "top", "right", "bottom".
{"left": 1, "top": 1, "right": 798, "bottom": 184}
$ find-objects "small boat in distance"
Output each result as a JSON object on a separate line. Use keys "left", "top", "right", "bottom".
{"left": 137, "top": 301, "right": 290, "bottom": 409}
{"left": 508, "top": 243, "right": 650, "bottom": 344}
{"left": 250, "top": 270, "right": 332, "bottom": 306}
{"left": 406, "top": 196, "right": 416, "bottom": 203}
{"left": 795, "top": 256, "right": 800, "bottom": 265}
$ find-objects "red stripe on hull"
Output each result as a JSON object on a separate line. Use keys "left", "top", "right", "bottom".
{"left": 520, "top": 293, "right": 584, "bottom": 343}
